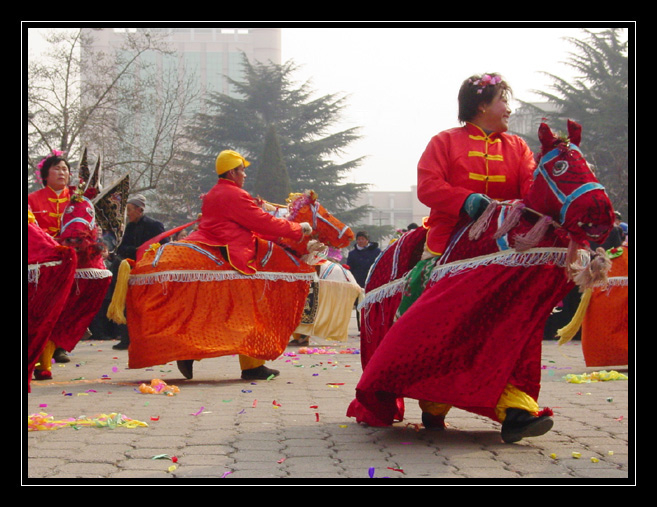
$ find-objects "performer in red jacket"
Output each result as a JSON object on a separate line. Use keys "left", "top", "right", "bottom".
{"left": 186, "top": 150, "right": 311, "bottom": 275}
{"left": 400, "top": 74, "right": 543, "bottom": 438}
{"left": 28, "top": 151, "right": 72, "bottom": 237}
{"left": 418, "top": 74, "right": 535, "bottom": 257}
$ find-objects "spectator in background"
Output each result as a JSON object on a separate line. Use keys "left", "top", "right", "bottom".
{"left": 112, "top": 194, "right": 168, "bottom": 350}
{"left": 347, "top": 231, "right": 381, "bottom": 288}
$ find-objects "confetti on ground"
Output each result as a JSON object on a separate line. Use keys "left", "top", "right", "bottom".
{"left": 291, "top": 347, "right": 360, "bottom": 355}
{"left": 563, "top": 370, "right": 628, "bottom": 383}
{"left": 28, "top": 412, "right": 148, "bottom": 431}
{"left": 138, "top": 379, "right": 180, "bottom": 395}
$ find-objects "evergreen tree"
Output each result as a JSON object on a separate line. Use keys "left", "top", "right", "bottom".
{"left": 185, "top": 53, "right": 370, "bottom": 223}
{"left": 520, "top": 28, "right": 629, "bottom": 219}
{"left": 254, "top": 124, "right": 292, "bottom": 203}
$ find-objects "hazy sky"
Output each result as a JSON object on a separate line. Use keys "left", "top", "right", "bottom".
{"left": 280, "top": 25, "right": 623, "bottom": 191}
{"left": 26, "top": 24, "right": 629, "bottom": 193}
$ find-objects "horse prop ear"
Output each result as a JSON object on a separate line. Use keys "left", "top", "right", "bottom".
{"left": 78, "top": 147, "right": 90, "bottom": 184}
{"left": 538, "top": 122, "right": 557, "bottom": 154}
{"left": 567, "top": 120, "right": 582, "bottom": 147}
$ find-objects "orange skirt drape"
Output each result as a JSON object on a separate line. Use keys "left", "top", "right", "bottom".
{"left": 581, "top": 246, "right": 629, "bottom": 367}
{"left": 126, "top": 239, "right": 315, "bottom": 369}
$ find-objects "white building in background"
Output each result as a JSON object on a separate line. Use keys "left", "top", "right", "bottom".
{"left": 353, "top": 186, "right": 430, "bottom": 231}
{"left": 83, "top": 27, "right": 281, "bottom": 101}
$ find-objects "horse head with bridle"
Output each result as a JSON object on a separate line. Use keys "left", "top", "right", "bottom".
{"left": 263, "top": 190, "right": 354, "bottom": 258}
{"left": 445, "top": 119, "right": 615, "bottom": 284}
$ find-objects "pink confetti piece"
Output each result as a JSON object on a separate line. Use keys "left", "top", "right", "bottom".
{"left": 191, "top": 407, "right": 204, "bottom": 416}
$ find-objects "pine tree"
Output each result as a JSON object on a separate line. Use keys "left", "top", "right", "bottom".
{"left": 254, "top": 124, "right": 292, "bottom": 204}
{"left": 521, "top": 28, "right": 629, "bottom": 219}
{"left": 185, "top": 53, "right": 370, "bottom": 223}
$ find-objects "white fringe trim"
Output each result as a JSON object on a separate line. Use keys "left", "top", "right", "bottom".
{"left": 358, "top": 247, "right": 571, "bottom": 311}
{"left": 606, "top": 276, "right": 628, "bottom": 287}
{"left": 129, "top": 269, "right": 318, "bottom": 286}
{"left": 430, "top": 247, "right": 570, "bottom": 284}
{"left": 27, "top": 261, "right": 63, "bottom": 284}
{"left": 357, "top": 277, "right": 406, "bottom": 310}
{"left": 75, "top": 268, "right": 113, "bottom": 280}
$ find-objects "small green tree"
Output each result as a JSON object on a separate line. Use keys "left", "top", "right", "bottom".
{"left": 184, "top": 53, "right": 370, "bottom": 223}
{"left": 253, "top": 124, "right": 292, "bottom": 204}
{"left": 520, "top": 28, "right": 629, "bottom": 219}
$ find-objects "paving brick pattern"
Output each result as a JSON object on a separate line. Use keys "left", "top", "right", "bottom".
{"left": 25, "top": 317, "right": 631, "bottom": 484}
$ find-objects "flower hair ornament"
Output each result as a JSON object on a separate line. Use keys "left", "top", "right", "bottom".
{"left": 469, "top": 74, "right": 502, "bottom": 94}
{"left": 36, "top": 149, "right": 66, "bottom": 169}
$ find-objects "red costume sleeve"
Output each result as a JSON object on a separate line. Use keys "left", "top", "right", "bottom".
{"left": 417, "top": 131, "right": 473, "bottom": 220}
{"left": 416, "top": 124, "right": 535, "bottom": 255}
{"left": 229, "top": 188, "right": 303, "bottom": 242}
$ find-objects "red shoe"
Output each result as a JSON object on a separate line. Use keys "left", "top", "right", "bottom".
{"left": 33, "top": 369, "right": 52, "bottom": 381}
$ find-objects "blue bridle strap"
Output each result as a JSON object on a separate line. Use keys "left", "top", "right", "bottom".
{"left": 534, "top": 144, "right": 606, "bottom": 224}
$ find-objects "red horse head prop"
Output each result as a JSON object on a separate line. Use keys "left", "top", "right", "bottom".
{"left": 57, "top": 162, "right": 105, "bottom": 267}
{"left": 269, "top": 190, "right": 354, "bottom": 257}
{"left": 526, "top": 120, "right": 615, "bottom": 247}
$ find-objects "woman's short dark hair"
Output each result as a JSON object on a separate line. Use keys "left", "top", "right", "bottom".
{"left": 39, "top": 155, "right": 70, "bottom": 187}
{"left": 457, "top": 73, "right": 511, "bottom": 123}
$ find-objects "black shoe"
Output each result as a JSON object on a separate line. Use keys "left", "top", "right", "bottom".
{"left": 421, "top": 412, "right": 447, "bottom": 430}
{"left": 241, "top": 365, "right": 280, "bottom": 380}
{"left": 177, "top": 360, "right": 194, "bottom": 380}
{"left": 501, "top": 408, "right": 554, "bottom": 443}
{"left": 53, "top": 348, "right": 70, "bottom": 363}
{"left": 112, "top": 341, "right": 129, "bottom": 350}
{"left": 289, "top": 335, "right": 310, "bottom": 346}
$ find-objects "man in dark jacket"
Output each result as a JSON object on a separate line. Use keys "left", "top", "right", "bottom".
{"left": 116, "top": 194, "right": 168, "bottom": 261}
{"left": 113, "top": 194, "right": 168, "bottom": 349}
{"left": 346, "top": 231, "right": 381, "bottom": 288}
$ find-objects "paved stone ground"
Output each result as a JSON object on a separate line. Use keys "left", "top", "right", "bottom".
{"left": 24, "top": 316, "right": 632, "bottom": 484}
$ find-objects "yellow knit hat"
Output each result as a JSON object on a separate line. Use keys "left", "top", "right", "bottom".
{"left": 215, "top": 150, "right": 250, "bottom": 175}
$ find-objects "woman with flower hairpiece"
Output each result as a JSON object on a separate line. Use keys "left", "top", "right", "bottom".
{"left": 27, "top": 151, "right": 76, "bottom": 375}
{"left": 28, "top": 151, "right": 72, "bottom": 237}
{"left": 28, "top": 149, "right": 114, "bottom": 381}
{"left": 417, "top": 73, "right": 535, "bottom": 260}
{"left": 396, "top": 74, "right": 535, "bottom": 316}
{"left": 396, "top": 73, "right": 537, "bottom": 429}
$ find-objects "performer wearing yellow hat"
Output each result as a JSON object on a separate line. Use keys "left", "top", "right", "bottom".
{"left": 125, "top": 150, "right": 314, "bottom": 381}
{"left": 186, "top": 150, "right": 311, "bottom": 275}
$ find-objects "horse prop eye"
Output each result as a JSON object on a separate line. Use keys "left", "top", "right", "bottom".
{"left": 552, "top": 160, "right": 569, "bottom": 176}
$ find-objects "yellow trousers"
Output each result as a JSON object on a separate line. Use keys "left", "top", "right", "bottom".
{"left": 34, "top": 340, "right": 56, "bottom": 373}
{"left": 419, "top": 384, "right": 540, "bottom": 422}
{"left": 238, "top": 355, "right": 265, "bottom": 371}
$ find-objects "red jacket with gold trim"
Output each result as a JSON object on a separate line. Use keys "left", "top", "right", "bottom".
{"left": 417, "top": 122, "right": 535, "bottom": 255}
{"left": 27, "top": 186, "right": 72, "bottom": 237}
{"left": 186, "top": 179, "right": 303, "bottom": 275}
